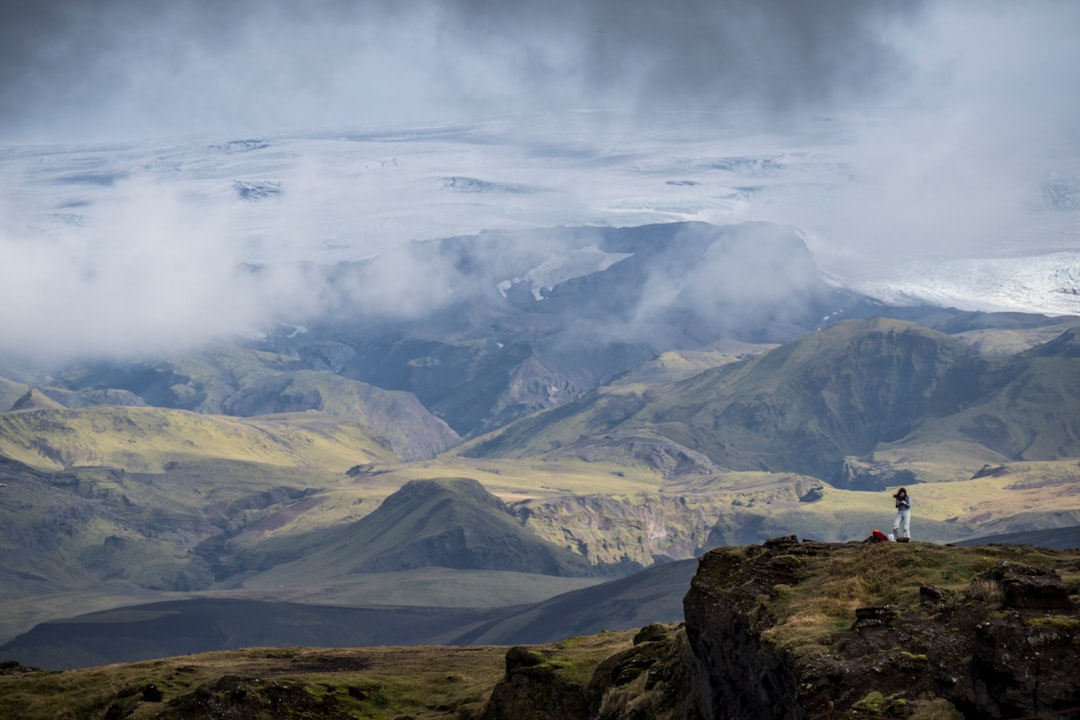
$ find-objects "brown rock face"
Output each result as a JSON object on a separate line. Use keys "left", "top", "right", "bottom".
{"left": 483, "top": 625, "right": 691, "bottom": 720}
{"left": 483, "top": 539, "right": 1080, "bottom": 720}
{"left": 682, "top": 536, "right": 819, "bottom": 720}
{"left": 681, "top": 538, "right": 1080, "bottom": 720}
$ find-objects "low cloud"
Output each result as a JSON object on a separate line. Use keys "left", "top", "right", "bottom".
{"left": 1, "top": 2, "right": 1078, "bottom": 363}
{"left": 0, "top": 174, "right": 295, "bottom": 361}
{"left": 794, "top": 3, "right": 1080, "bottom": 266}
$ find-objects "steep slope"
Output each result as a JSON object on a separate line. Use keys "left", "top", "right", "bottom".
{"left": 218, "top": 370, "right": 460, "bottom": 461}
{"left": 880, "top": 326, "right": 1080, "bottom": 464}
{"left": 0, "top": 451, "right": 319, "bottom": 619}
{"left": 0, "top": 456, "right": 110, "bottom": 597}
{"left": 641, "top": 318, "right": 990, "bottom": 481}
{"left": 0, "top": 376, "right": 28, "bottom": 412}
{"left": 462, "top": 557, "right": 697, "bottom": 645}
{"left": 466, "top": 318, "right": 1080, "bottom": 487}
{"left": 897, "top": 353, "right": 1080, "bottom": 462}
{"left": 1021, "top": 324, "right": 1080, "bottom": 359}
{"left": 8, "top": 389, "right": 64, "bottom": 411}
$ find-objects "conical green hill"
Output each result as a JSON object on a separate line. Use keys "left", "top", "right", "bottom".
{"left": 251, "top": 478, "right": 598, "bottom": 578}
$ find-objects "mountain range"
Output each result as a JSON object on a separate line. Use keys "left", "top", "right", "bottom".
{"left": 2, "top": 220, "right": 1079, "bottom": 668}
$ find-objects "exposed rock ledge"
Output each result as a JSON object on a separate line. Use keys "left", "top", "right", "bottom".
{"left": 486, "top": 537, "right": 1080, "bottom": 719}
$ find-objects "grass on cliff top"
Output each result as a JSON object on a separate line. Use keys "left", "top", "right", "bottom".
{"left": 0, "top": 632, "right": 637, "bottom": 720}
{"left": 760, "top": 542, "right": 1080, "bottom": 657}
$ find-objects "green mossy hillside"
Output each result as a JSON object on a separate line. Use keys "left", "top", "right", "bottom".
{"left": 462, "top": 319, "right": 1080, "bottom": 490}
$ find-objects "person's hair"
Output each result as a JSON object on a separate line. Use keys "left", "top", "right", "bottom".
{"left": 893, "top": 487, "right": 907, "bottom": 498}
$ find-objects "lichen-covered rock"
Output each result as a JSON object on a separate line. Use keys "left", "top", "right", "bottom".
{"left": 483, "top": 646, "right": 592, "bottom": 720}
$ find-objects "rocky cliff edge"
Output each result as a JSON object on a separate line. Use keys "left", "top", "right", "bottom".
{"left": 487, "top": 537, "right": 1080, "bottom": 720}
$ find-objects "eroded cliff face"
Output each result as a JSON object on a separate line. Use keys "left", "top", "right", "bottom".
{"left": 512, "top": 477, "right": 815, "bottom": 569}
{"left": 483, "top": 624, "right": 693, "bottom": 720}
{"left": 682, "top": 540, "right": 805, "bottom": 720}
{"left": 484, "top": 537, "right": 1080, "bottom": 720}
{"left": 682, "top": 537, "right": 1080, "bottom": 720}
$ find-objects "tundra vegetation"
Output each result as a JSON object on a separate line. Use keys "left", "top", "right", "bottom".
{"left": 2, "top": 540, "right": 1078, "bottom": 719}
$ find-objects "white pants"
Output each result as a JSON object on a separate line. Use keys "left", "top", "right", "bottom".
{"left": 893, "top": 508, "right": 911, "bottom": 539}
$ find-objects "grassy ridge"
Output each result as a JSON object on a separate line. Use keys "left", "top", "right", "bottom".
{"left": 0, "top": 633, "right": 639, "bottom": 720}
{"left": 0, "top": 406, "right": 398, "bottom": 473}
{"left": 7, "top": 344, "right": 461, "bottom": 462}
{"left": 0, "top": 644, "right": 514, "bottom": 719}
{"left": 695, "top": 541, "right": 1080, "bottom": 662}
{"left": 462, "top": 319, "right": 1080, "bottom": 485}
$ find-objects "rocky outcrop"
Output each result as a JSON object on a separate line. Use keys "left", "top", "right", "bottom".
{"left": 837, "top": 457, "right": 918, "bottom": 491}
{"left": 682, "top": 537, "right": 1080, "bottom": 720}
{"left": 9, "top": 388, "right": 65, "bottom": 411}
{"left": 682, "top": 536, "right": 811, "bottom": 720}
{"left": 484, "top": 624, "right": 691, "bottom": 720}
{"left": 484, "top": 646, "right": 593, "bottom": 720}
{"left": 484, "top": 537, "right": 1080, "bottom": 719}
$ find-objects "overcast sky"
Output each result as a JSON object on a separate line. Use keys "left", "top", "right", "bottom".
{"left": 1, "top": 1, "right": 1079, "bottom": 363}
{"left": 0, "top": 0, "right": 929, "bottom": 143}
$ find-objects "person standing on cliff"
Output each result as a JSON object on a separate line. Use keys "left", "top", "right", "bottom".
{"left": 892, "top": 488, "right": 911, "bottom": 541}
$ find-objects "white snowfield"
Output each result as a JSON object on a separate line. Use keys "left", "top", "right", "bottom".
{"left": 1, "top": 112, "right": 1078, "bottom": 360}
{"left": 842, "top": 252, "right": 1080, "bottom": 317}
